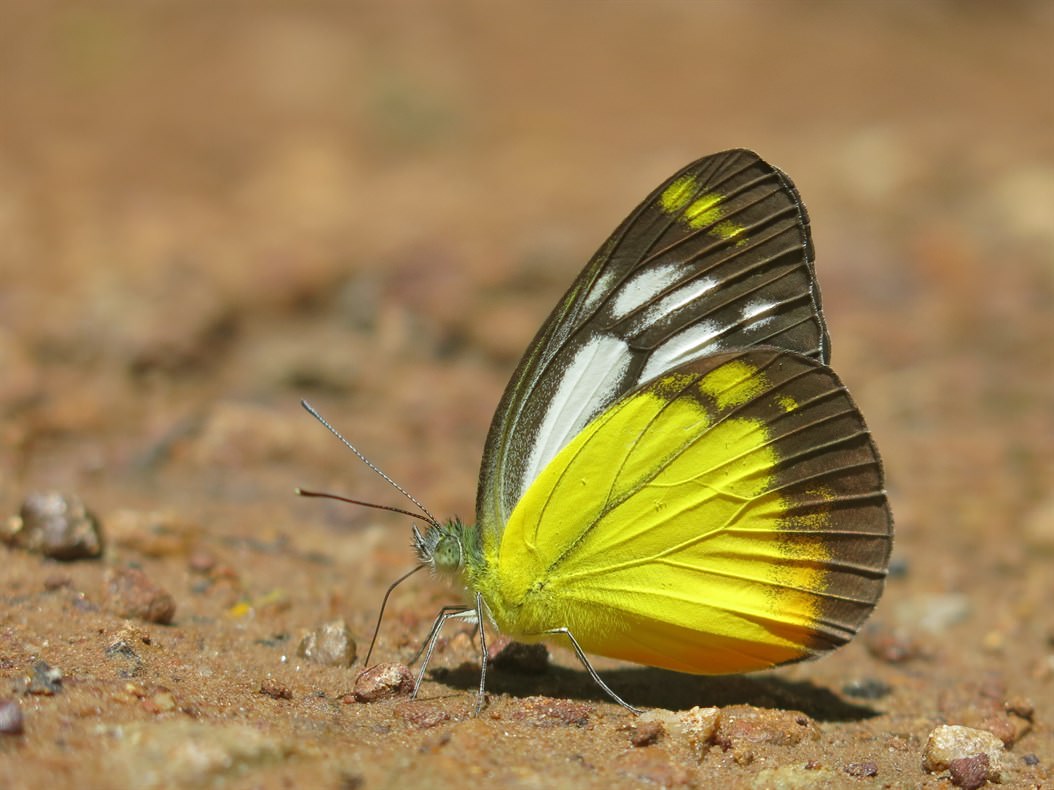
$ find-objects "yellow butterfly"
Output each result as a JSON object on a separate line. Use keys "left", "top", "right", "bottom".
{"left": 303, "top": 149, "right": 893, "bottom": 713}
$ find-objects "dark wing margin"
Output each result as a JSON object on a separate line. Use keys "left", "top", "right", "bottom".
{"left": 477, "top": 150, "right": 829, "bottom": 536}
{"left": 717, "top": 348, "right": 891, "bottom": 655}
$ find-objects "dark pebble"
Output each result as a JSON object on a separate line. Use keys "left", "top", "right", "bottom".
{"left": 1022, "top": 753, "right": 1039, "bottom": 766}
{"left": 842, "top": 677, "right": 892, "bottom": 700}
{"left": 28, "top": 660, "right": 63, "bottom": 695}
{"left": 3, "top": 492, "right": 103, "bottom": 560}
{"left": 259, "top": 679, "right": 293, "bottom": 700}
{"left": 887, "top": 556, "right": 909, "bottom": 578}
{"left": 949, "top": 753, "right": 990, "bottom": 789}
{"left": 42, "top": 573, "right": 73, "bottom": 591}
{"left": 0, "top": 699, "right": 24, "bottom": 735}
{"left": 629, "top": 719, "right": 665, "bottom": 747}
{"left": 105, "top": 624, "right": 150, "bottom": 673}
{"left": 844, "top": 760, "right": 878, "bottom": 777}
{"left": 106, "top": 639, "right": 140, "bottom": 660}
{"left": 104, "top": 566, "right": 176, "bottom": 624}
{"left": 337, "top": 772, "right": 365, "bottom": 790}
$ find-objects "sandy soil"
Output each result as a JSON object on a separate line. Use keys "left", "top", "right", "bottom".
{"left": 1, "top": 3, "right": 1052, "bottom": 788}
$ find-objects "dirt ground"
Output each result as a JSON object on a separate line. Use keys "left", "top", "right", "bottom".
{"left": 1, "top": 3, "right": 1052, "bottom": 788}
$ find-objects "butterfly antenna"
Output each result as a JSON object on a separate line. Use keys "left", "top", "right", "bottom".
{"left": 362, "top": 563, "right": 427, "bottom": 666}
{"left": 300, "top": 400, "right": 440, "bottom": 527}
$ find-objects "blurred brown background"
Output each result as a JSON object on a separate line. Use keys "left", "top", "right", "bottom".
{"left": 1, "top": 2, "right": 1051, "bottom": 786}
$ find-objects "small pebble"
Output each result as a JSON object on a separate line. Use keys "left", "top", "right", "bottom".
{"left": 1005, "top": 695, "right": 1034, "bottom": 721}
{"left": 0, "top": 699, "right": 24, "bottom": 735}
{"left": 259, "top": 679, "right": 293, "bottom": 700}
{"left": 142, "top": 690, "right": 177, "bottom": 714}
{"left": 713, "top": 706, "right": 819, "bottom": 749}
{"left": 923, "top": 724, "right": 1008, "bottom": 783}
{"left": 1022, "top": 753, "right": 1039, "bottom": 766}
{"left": 394, "top": 701, "right": 450, "bottom": 729}
{"left": 3, "top": 492, "right": 103, "bottom": 560}
{"left": 675, "top": 706, "right": 720, "bottom": 746}
{"left": 489, "top": 637, "right": 549, "bottom": 675}
{"left": 505, "top": 696, "right": 592, "bottom": 728}
{"left": 887, "top": 556, "right": 910, "bottom": 578}
{"left": 188, "top": 550, "right": 217, "bottom": 573}
{"left": 254, "top": 633, "right": 290, "bottom": 649}
{"left": 42, "top": 573, "right": 73, "bottom": 591}
{"left": 104, "top": 566, "right": 176, "bottom": 624}
{"left": 844, "top": 760, "right": 878, "bottom": 777}
{"left": 842, "top": 677, "right": 892, "bottom": 700}
{"left": 862, "top": 624, "right": 923, "bottom": 663}
{"left": 107, "top": 622, "right": 152, "bottom": 654}
{"left": 106, "top": 637, "right": 140, "bottom": 661}
{"left": 297, "top": 620, "right": 357, "bottom": 667}
{"left": 613, "top": 749, "right": 692, "bottom": 787}
{"left": 352, "top": 663, "right": 414, "bottom": 703}
{"left": 629, "top": 719, "right": 665, "bottom": 747}
{"left": 27, "top": 660, "right": 63, "bottom": 695}
{"left": 949, "top": 753, "right": 990, "bottom": 789}
{"left": 105, "top": 623, "right": 151, "bottom": 679}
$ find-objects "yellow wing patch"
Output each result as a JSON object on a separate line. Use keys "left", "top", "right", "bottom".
{"left": 683, "top": 194, "right": 724, "bottom": 228}
{"left": 700, "top": 359, "right": 768, "bottom": 409}
{"left": 657, "top": 174, "right": 747, "bottom": 244}
{"left": 659, "top": 174, "right": 698, "bottom": 213}
{"left": 476, "top": 354, "right": 837, "bottom": 675}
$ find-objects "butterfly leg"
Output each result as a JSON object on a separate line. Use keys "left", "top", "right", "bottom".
{"left": 410, "top": 604, "right": 479, "bottom": 706}
{"left": 543, "top": 627, "right": 642, "bottom": 715}
{"left": 408, "top": 604, "right": 471, "bottom": 666}
{"left": 473, "top": 592, "right": 488, "bottom": 716}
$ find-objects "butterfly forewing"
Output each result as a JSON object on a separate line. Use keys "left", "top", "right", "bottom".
{"left": 478, "top": 150, "right": 829, "bottom": 536}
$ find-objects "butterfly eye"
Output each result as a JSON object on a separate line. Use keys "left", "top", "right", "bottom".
{"left": 431, "top": 534, "right": 463, "bottom": 573}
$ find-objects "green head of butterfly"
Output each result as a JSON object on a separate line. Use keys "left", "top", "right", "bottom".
{"left": 413, "top": 519, "right": 477, "bottom": 577}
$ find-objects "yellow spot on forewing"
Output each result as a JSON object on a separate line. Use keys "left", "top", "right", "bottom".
{"left": 660, "top": 174, "right": 697, "bottom": 213}
{"left": 659, "top": 179, "right": 748, "bottom": 244}
{"left": 684, "top": 194, "right": 723, "bottom": 228}
{"left": 714, "top": 219, "right": 748, "bottom": 244}
{"left": 777, "top": 395, "right": 798, "bottom": 413}
{"left": 699, "top": 360, "right": 768, "bottom": 408}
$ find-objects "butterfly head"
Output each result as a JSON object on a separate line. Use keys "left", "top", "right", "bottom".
{"left": 412, "top": 518, "right": 470, "bottom": 578}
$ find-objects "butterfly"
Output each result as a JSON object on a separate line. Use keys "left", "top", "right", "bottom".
{"left": 302, "top": 148, "right": 893, "bottom": 713}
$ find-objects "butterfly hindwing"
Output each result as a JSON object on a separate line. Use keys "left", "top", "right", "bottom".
{"left": 476, "top": 347, "right": 891, "bottom": 674}
{"left": 477, "top": 150, "right": 830, "bottom": 537}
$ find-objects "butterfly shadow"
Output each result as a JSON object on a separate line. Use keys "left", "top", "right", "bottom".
{"left": 430, "top": 662, "right": 882, "bottom": 723}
